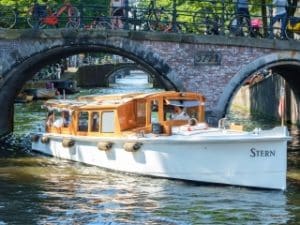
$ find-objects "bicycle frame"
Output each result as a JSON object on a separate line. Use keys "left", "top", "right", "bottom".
{"left": 42, "top": 3, "right": 74, "bottom": 26}
{"left": 287, "top": 17, "right": 300, "bottom": 33}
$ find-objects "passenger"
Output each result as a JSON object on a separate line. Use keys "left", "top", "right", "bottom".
{"left": 46, "top": 111, "right": 54, "bottom": 127}
{"left": 53, "top": 117, "right": 63, "bottom": 128}
{"left": 171, "top": 106, "right": 190, "bottom": 120}
{"left": 269, "top": 0, "right": 288, "bottom": 39}
{"left": 62, "top": 111, "right": 70, "bottom": 127}
{"left": 91, "top": 112, "right": 99, "bottom": 132}
{"left": 52, "top": 111, "right": 69, "bottom": 128}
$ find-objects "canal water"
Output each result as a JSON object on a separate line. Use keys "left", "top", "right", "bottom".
{"left": 0, "top": 84, "right": 300, "bottom": 225}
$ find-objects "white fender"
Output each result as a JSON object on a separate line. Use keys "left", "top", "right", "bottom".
{"left": 62, "top": 138, "right": 75, "bottom": 148}
{"left": 97, "top": 142, "right": 113, "bottom": 151}
{"left": 123, "top": 142, "right": 142, "bottom": 152}
{"left": 41, "top": 136, "right": 50, "bottom": 144}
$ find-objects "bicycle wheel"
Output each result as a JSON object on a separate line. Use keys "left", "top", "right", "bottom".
{"left": 147, "top": 10, "right": 162, "bottom": 31}
{"left": 284, "top": 19, "right": 300, "bottom": 40}
{"left": 285, "top": 27, "right": 294, "bottom": 40}
{"left": 65, "top": 6, "right": 80, "bottom": 28}
{"left": 0, "top": 7, "right": 16, "bottom": 29}
{"left": 27, "top": 16, "right": 47, "bottom": 28}
{"left": 229, "top": 15, "right": 252, "bottom": 37}
{"left": 27, "top": 9, "right": 47, "bottom": 29}
{"left": 94, "top": 17, "right": 112, "bottom": 30}
{"left": 164, "top": 22, "right": 187, "bottom": 33}
{"left": 193, "top": 7, "right": 217, "bottom": 34}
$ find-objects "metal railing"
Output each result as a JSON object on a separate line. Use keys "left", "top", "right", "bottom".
{"left": 0, "top": 0, "right": 299, "bottom": 40}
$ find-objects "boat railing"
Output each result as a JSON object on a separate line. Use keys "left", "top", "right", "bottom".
{"left": 218, "top": 117, "right": 227, "bottom": 130}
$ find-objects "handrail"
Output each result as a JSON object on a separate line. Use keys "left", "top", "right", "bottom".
{"left": 0, "top": 0, "right": 299, "bottom": 41}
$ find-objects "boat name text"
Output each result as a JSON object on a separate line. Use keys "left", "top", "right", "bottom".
{"left": 250, "top": 148, "right": 276, "bottom": 157}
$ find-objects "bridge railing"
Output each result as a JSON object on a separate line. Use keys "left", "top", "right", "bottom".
{"left": 0, "top": 0, "right": 299, "bottom": 40}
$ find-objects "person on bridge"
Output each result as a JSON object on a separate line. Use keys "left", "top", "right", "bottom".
{"left": 110, "top": 0, "right": 126, "bottom": 29}
{"left": 31, "top": 0, "right": 48, "bottom": 28}
{"left": 234, "top": 0, "right": 251, "bottom": 32}
{"left": 269, "top": 0, "right": 288, "bottom": 39}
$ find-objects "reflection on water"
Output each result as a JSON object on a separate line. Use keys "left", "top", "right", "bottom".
{"left": 0, "top": 86, "right": 299, "bottom": 224}
{"left": 0, "top": 156, "right": 299, "bottom": 225}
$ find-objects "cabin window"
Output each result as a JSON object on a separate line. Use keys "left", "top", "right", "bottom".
{"left": 150, "top": 100, "right": 158, "bottom": 123}
{"left": 101, "top": 111, "right": 115, "bottom": 133}
{"left": 163, "top": 105, "right": 174, "bottom": 120}
{"left": 90, "top": 112, "right": 100, "bottom": 132}
{"left": 78, "top": 111, "right": 88, "bottom": 132}
{"left": 136, "top": 101, "right": 146, "bottom": 125}
{"left": 49, "top": 110, "right": 71, "bottom": 128}
{"left": 164, "top": 99, "right": 200, "bottom": 121}
{"left": 62, "top": 111, "right": 70, "bottom": 127}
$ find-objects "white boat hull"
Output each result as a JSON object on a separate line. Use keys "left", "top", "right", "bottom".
{"left": 32, "top": 127, "right": 290, "bottom": 190}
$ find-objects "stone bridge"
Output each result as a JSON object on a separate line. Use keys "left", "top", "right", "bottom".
{"left": 0, "top": 29, "right": 300, "bottom": 135}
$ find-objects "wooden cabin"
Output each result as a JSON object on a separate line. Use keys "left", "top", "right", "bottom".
{"left": 44, "top": 91, "right": 206, "bottom": 136}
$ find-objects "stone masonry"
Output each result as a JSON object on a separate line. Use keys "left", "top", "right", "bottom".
{"left": 0, "top": 29, "right": 300, "bottom": 135}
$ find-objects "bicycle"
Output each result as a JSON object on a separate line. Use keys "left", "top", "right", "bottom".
{"left": 146, "top": 0, "right": 185, "bottom": 33}
{"left": 86, "top": 12, "right": 112, "bottom": 30}
{"left": 228, "top": 12, "right": 253, "bottom": 37}
{"left": 193, "top": 3, "right": 220, "bottom": 35}
{"left": 250, "top": 18, "right": 263, "bottom": 38}
{"left": 193, "top": 1, "right": 234, "bottom": 35}
{"left": 27, "top": 1, "right": 80, "bottom": 28}
{"left": 285, "top": 16, "right": 300, "bottom": 40}
{"left": 0, "top": 6, "right": 17, "bottom": 29}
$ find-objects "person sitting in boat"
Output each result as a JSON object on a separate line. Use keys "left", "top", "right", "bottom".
{"left": 46, "top": 111, "right": 54, "bottom": 127}
{"left": 91, "top": 112, "right": 99, "bottom": 132}
{"left": 53, "top": 111, "right": 70, "bottom": 128}
{"left": 62, "top": 111, "right": 70, "bottom": 127}
{"left": 53, "top": 117, "right": 63, "bottom": 128}
{"left": 171, "top": 106, "right": 190, "bottom": 120}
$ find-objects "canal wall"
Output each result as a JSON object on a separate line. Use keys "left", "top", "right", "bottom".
{"left": 77, "top": 65, "right": 113, "bottom": 87}
{"left": 232, "top": 74, "right": 300, "bottom": 125}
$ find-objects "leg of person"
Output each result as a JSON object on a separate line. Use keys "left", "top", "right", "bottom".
{"left": 280, "top": 13, "right": 288, "bottom": 39}
{"left": 269, "top": 15, "right": 280, "bottom": 38}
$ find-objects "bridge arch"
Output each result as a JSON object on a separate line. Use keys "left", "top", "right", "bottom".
{"left": 103, "top": 63, "right": 154, "bottom": 85}
{"left": 0, "top": 41, "right": 182, "bottom": 135}
{"left": 214, "top": 51, "right": 300, "bottom": 121}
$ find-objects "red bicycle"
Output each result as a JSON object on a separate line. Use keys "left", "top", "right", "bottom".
{"left": 27, "top": 1, "right": 80, "bottom": 28}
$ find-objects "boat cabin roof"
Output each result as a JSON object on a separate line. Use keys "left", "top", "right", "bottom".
{"left": 43, "top": 91, "right": 205, "bottom": 111}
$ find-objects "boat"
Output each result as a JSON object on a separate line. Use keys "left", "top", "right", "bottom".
{"left": 31, "top": 91, "right": 291, "bottom": 190}
{"left": 15, "top": 92, "right": 34, "bottom": 103}
{"left": 23, "top": 88, "right": 57, "bottom": 100}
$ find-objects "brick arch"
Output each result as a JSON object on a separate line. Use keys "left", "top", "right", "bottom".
{"left": 103, "top": 63, "right": 159, "bottom": 86}
{"left": 0, "top": 42, "right": 182, "bottom": 135}
{"left": 104, "top": 63, "right": 150, "bottom": 79}
{"left": 212, "top": 51, "right": 300, "bottom": 123}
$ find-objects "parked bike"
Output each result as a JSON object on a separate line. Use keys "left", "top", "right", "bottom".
{"left": 229, "top": 16, "right": 264, "bottom": 38}
{"left": 192, "top": 1, "right": 235, "bottom": 35}
{"left": 285, "top": 16, "right": 300, "bottom": 40}
{"left": 145, "top": 0, "right": 185, "bottom": 33}
{"left": 27, "top": 1, "right": 80, "bottom": 28}
{"left": 87, "top": 13, "right": 112, "bottom": 30}
{"left": 0, "top": 6, "right": 17, "bottom": 29}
